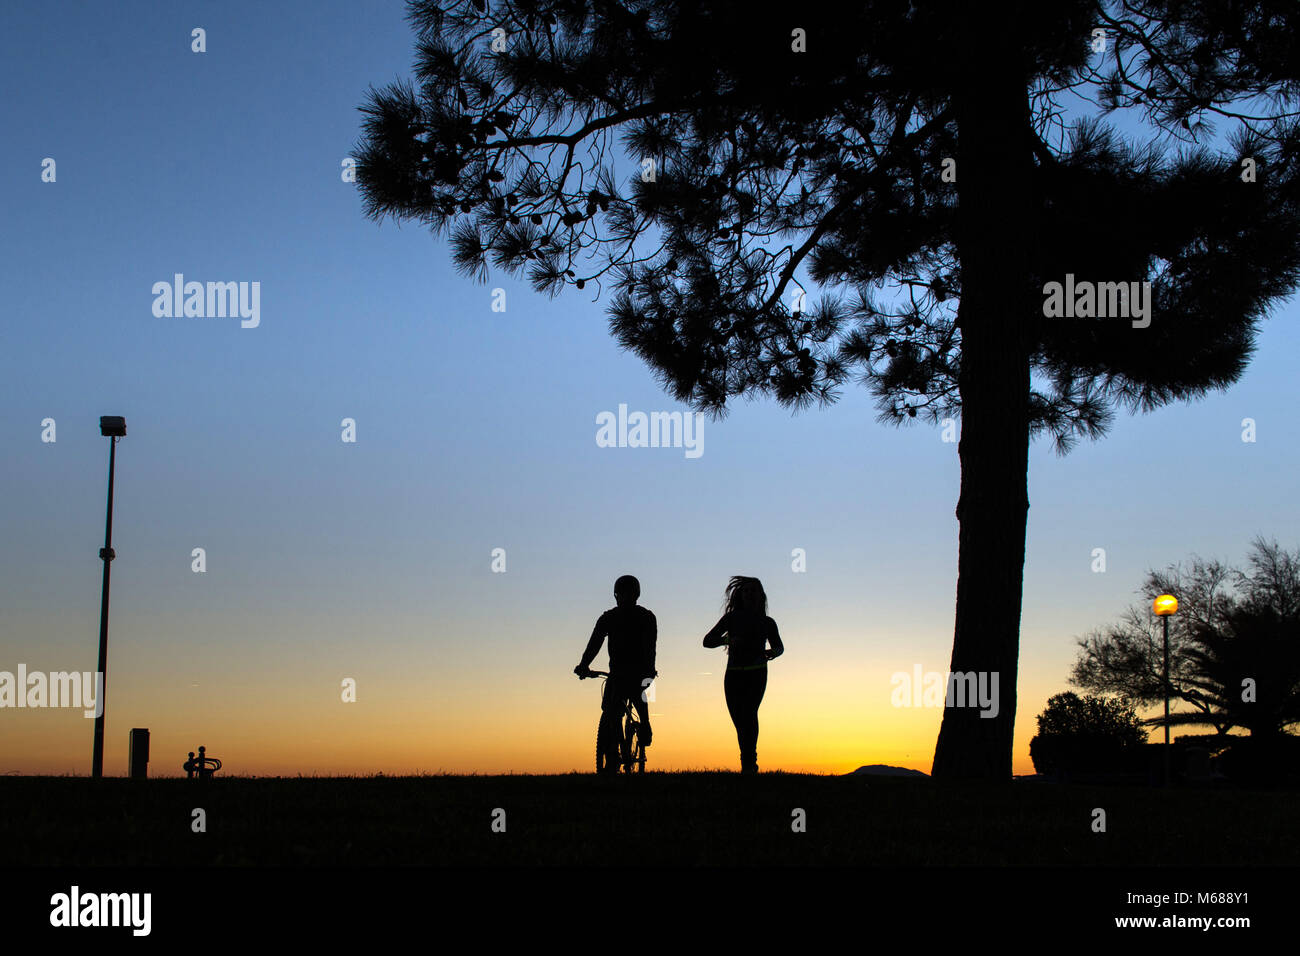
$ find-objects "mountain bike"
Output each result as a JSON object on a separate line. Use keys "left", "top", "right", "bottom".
{"left": 578, "top": 669, "right": 647, "bottom": 773}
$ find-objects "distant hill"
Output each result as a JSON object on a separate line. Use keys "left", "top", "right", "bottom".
{"left": 845, "top": 764, "right": 929, "bottom": 778}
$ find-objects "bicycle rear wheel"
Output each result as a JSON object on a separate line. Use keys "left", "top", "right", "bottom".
{"left": 624, "top": 717, "right": 646, "bottom": 773}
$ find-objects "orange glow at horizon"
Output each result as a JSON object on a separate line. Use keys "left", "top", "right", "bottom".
{"left": 3, "top": 649, "right": 1056, "bottom": 778}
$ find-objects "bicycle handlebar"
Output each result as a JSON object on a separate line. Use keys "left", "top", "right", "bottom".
{"left": 578, "top": 669, "right": 658, "bottom": 679}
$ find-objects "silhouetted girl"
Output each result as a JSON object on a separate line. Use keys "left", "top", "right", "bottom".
{"left": 703, "top": 576, "right": 784, "bottom": 773}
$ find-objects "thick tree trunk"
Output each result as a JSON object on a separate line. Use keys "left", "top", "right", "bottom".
{"left": 930, "top": 32, "right": 1034, "bottom": 780}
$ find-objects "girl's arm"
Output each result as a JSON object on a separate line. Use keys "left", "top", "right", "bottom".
{"left": 766, "top": 618, "right": 784, "bottom": 659}
{"left": 703, "top": 613, "right": 730, "bottom": 648}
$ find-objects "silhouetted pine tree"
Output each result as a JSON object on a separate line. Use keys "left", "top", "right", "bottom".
{"left": 355, "top": 0, "right": 1300, "bottom": 778}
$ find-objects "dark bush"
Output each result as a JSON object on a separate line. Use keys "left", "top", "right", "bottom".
{"left": 1029, "top": 692, "right": 1147, "bottom": 776}
{"left": 1030, "top": 733, "right": 1141, "bottom": 776}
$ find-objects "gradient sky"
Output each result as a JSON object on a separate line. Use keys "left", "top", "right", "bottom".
{"left": 2, "top": 1, "right": 1297, "bottom": 777}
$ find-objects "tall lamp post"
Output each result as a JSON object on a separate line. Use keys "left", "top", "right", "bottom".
{"left": 1153, "top": 593, "right": 1178, "bottom": 785}
{"left": 92, "top": 415, "right": 126, "bottom": 779}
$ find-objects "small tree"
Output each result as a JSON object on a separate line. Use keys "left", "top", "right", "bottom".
{"left": 1071, "top": 551, "right": 1238, "bottom": 731}
{"left": 1034, "top": 691, "right": 1147, "bottom": 742}
{"left": 1071, "top": 538, "right": 1300, "bottom": 736}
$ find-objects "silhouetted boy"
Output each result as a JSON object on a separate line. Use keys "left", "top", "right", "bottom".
{"left": 574, "top": 575, "right": 657, "bottom": 764}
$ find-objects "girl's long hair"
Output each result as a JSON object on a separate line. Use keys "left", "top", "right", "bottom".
{"left": 724, "top": 576, "right": 767, "bottom": 616}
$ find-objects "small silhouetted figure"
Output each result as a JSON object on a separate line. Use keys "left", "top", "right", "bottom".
{"left": 574, "top": 575, "right": 657, "bottom": 770}
{"left": 183, "top": 745, "right": 221, "bottom": 779}
{"left": 704, "top": 576, "right": 784, "bottom": 774}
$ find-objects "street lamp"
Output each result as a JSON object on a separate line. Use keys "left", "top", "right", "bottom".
{"left": 1153, "top": 593, "right": 1178, "bottom": 785}
{"left": 91, "top": 415, "right": 126, "bottom": 779}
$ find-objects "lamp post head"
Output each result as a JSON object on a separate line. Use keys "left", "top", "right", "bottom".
{"left": 1153, "top": 594, "right": 1178, "bottom": 616}
{"left": 99, "top": 416, "right": 126, "bottom": 437}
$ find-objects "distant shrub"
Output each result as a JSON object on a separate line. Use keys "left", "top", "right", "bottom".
{"left": 1029, "top": 692, "right": 1146, "bottom": 776}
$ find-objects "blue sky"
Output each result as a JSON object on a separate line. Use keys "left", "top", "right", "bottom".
{"left": 1, "top": 1, "right": 1296, "bottom": 775}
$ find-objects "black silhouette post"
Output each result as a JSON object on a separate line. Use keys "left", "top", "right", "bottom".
{"left": 128, "top": 728, "right": 149, "bottom": 779}
{"left": 91, "top": 415, "right": 126, "bottom": 779}
{"left": 1153, "top": 594, "right": 1178, "bottom": 785}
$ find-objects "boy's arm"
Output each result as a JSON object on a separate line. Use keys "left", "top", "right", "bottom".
{"left": 577, "top": 612, "right": 608, "bottom": 671}
{"left": 703, "top": 613, "right": 730, "bottom": 648}
{"left": 766, "top": 618, "right": 785, "bottom": 659}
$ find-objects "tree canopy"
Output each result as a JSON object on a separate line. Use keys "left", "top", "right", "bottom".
{"left": 357, "top": 0, "right": 1300, "bottom": 445}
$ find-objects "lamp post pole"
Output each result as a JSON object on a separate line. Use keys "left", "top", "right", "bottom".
{"left": 1162, "top": 612, "right": 1170, "bottom": 782}
{"left": 1153, "top": 594, "right": 1178, "bottom": 787}
{"left": 92, "top": 416, "right": 126, "bottom": 779}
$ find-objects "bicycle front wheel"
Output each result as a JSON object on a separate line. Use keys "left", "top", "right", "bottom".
{"left": 596, "top": 715, "right": 619, "bottom": 773}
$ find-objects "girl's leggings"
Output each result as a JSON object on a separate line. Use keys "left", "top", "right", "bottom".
{"left": 724, "top": 667, "right": 767, "bottom": 768}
